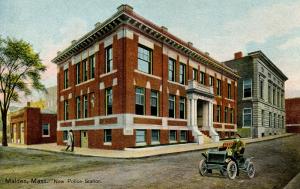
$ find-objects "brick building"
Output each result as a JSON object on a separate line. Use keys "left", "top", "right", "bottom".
{"left": 9, "top": 107, "right": 57, "bottom": 145}
{"left": 52, "top": 5, "right": 239, "bottom": 149}
{"left": 224, "top": 51, "right": 288, "bottom": 138}
{"left": 285, "top": 98, "right": 300, "bottom": 133}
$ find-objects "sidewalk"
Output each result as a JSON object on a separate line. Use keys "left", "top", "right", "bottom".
{"left": 7, "top": 133, "right": 294, "bottom": 159}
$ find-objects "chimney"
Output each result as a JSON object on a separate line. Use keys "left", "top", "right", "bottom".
{"left": 94, "top": 22, "right": 101, "bottom": 28}
{"left": 117, "top": 4, "right": 133, "bottom": 12}
{"left": 187, "top": 42, "right": 193, "bottom": 47}
{"left": 234, "top": 51, "right": 243, "bottom": 59}
{"left": 161, "top": 26, "right": 168, "bottom": 32}
{"left": 204, "top": 52, "right": 209, "bottom": 56}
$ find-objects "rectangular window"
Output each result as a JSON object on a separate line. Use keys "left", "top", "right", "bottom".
{"left": 106, "top": 88, "right": 113, "bottom": 115}
{"left": 136, "top": 130, "right": 146, "bottom": 143}
{"left": 278, "top": 115, "right": 281, "bottom": 128}
{"left": 192, "top": 68, "right": 198, "bottom": 81}
{"left": 224, "top": 107, "right": 228, "bottom": 123}
{"left": 227, "top": 83, "right": 231, "bottom": 99}
{"left": 135, "top": 87, "right": 145, "bottom": 115}
{"left": 243, "top": 79, "right": 252, "bottom": 98}
{"left": 76, "top": 63, "right": 81, "bottom": 84}
{"left": 268, "top": 85, "right": 272, "bottom": 103}
{"left": 138, "top": 45, "right": 152, "bottom": 74}
{"left": 169, "top": 130, "right": 177, "bottom": 142}
{"left": 243, "top": 108, "right": 252, "bottom": 127}
{"left": 282, "top": 116, "right": 284, "bottom": 128}
{"left": 105, "top": 46, "right": 113, "bottom": 73}
{"left": 42, "top": 124, "right": 50, "bottom": 137}
{"left": 151, "top": 130, "right": 160, "bottom": 143}
{"left": 261, "top": 110, "right": 265, "bottom": 127}
{"left": 200, "top": 71, "right": 205, "bottom": 84}
{"left": 64, "top": 100, "right": 69, "bottom": 120}
{"left": 82, "top": 59, "right": 88, "bottom": 81}
{"left": 179, "top": 97, "right": 185, "bottom": 119}
{"left": 281, "top": 94, "right": 284, "bottom": 108}
{"left": 179, "top": 63, "right": 186, "bottom": 84}
{"left": 269, "top": 112, "right": 272, "bottom": 127}
{"left": 216, "top": 79, "right": 221, "bottom": 96}
{"left": 217, "top": 105, "right": 221, "bottom": 122}
{"left": 63, "top": 131, "right": 68, "bottom": 141}
{"left": 277, "top": 91, "right": 280, "bottom": 107}
{"left": 76, "top": 96, "right": 81, "bottom": 119}
{"left": 230, "top": 108, "right": 234, "bottom": 124}
{"left": 104, "top": 129, "right": 112, "bottom": 143}
{"left": 169, "top": 95, "right": 175, "bottom": 118}
{"left": 64, "top": 69, "right": 68, "bottom": 89}
{"left": 273, "top": 88, "right": 276, "bottom": 105}
{"left": 209, "top": 76, "right": 214, "bottom": 86}
{"left": 168, "top": 58, "right": 175, "bottom": 81}
{"left": 274, "top": 113, "right": 276, "bottom": 128}
{"left": 89, "top": 55, "right": 95, "bottom": 79}
{"left": 151, "top": 90, "right": 159, "bottom": 116}
{"left": 180, "top": 130, "right": 187, "bottom": 142}
{"left": 83, "top": 95, "right": 88, "bottom": 118}
{"left": 260, "top": 79, "right": 264, "bottom": 99}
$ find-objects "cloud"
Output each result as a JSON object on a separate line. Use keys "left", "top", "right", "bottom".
{"left": 278, "top": 37, "right": 300, "bottom": 50}
{"left": 39, "top": 18, "right": 88, "bottom": 87}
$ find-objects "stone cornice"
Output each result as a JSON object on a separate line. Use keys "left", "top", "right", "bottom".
{"left": 52, "top": 4, "right": 239, "bottom": 79}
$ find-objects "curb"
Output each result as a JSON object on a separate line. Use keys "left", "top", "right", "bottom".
{"left": 284, "top": 172, "right": 300, "bottom": 189}
{"left": 5, "top": 133, "right": 296, "bottom": 159}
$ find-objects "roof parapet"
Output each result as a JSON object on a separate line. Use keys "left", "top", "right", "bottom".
{"left": 117, "top": 4, "right": 133, "bottom": 12}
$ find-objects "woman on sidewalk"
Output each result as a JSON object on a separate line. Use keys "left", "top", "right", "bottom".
{"left": 65, "top": 129, "right": 74, "bottom": 152}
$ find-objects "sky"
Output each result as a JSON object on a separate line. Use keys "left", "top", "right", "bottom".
{"left": 1, "top": 0, "right": 300, "bottom": 104}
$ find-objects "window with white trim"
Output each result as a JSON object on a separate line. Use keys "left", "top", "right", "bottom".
{"left": 64, "top": 69, "right": 68, "bottom": 89}
{"left": 216, "top": 105, "right": 221, "bottom": 122}
{"left": 104, "top": 129, "right": 112, "bottom": 143}
{"left": 138, "top": 45, "right": 152, "bottom": 74}
{"left": 180, "top": 130, "right": 187, "bottom": 141}
{"left": 42, "top": 124, "right": 50, "bottom": 137}
{"left": 169, "top": 95, "right": 175, "bottom": 118}
{"left": 227, "top": 83, "right": 232, "bottom": 99}
{"left": 169, "top": 130, "right": 177, "bottom": 142}
{"left": 136, "top": 129, "right": 146, "bottom": 143}
{"left": 259, "top": 79, "right": 264, "bottom": 99}
{"left": 243, "top": 108, "right": 252, "bottom": 127}
{"left": 106, "top": 88, "right": 113, "bottom": 115}
{"left": 200, "top": 71, "right": 205, "bottom": 84}
{"left": 135, "top": 87, "right": 145, "bottom": 115}
{"left": 76, "top": 62, "right": 81, "bottom": 84}
{"left": 76, "top": 96, "right": 81, "bottom": 119}
{"left": 179, "top": 63, "right": 186, "bottom": 84}
{"left": 83, "top": 59, "right": 88, "bottom": 81}
{"left": 193, "top": 69, "right": 198, "bottom": 81}
{"left": 64, "top": 100, "right": 69, "bottom": 120}
{"left": 209, "top": 76, "right": 214, "bottom": 86}
{"left": 105, "top": 45, "right": 113, "bottom": 73}
{"left": 89, "top": 54, "right": 95, "bottom": 79}
{"left": 168, "top": 58, "right": 176, "bottom": 81}
{"left": 83, "top": 95, "right": 88, "bottom": 118}
{"left": 151, "top": 130, "right": 160, "bottom": 143}
{"left": 151, "top": 90, "right": 159, "bottom": 116}
{"left": 179, "top": 97, "right": 185, "bottom": 119}
{"left": 216, "top": 79, "right": 221, "bottom": 96}
{"left": 243, "top": 79, "right": 252, "bottom": 98}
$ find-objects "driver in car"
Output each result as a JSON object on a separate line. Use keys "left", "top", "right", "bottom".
{"left": 231, "top": 134, "right": 245, "bottom": 158}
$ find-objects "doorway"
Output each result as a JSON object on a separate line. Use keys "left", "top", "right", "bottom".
{"left": 197, "top": 100, "right": 204, "bottom": 128}
{"left": 81, "top": 130, "right": 88, "bottom": 148}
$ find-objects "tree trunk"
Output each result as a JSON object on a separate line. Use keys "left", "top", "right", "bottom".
{"left": 2, "top": 111, "right": 8, "bottom": 146}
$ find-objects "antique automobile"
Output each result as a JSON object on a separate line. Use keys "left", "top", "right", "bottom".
{"left": 198, "top": 141, "right": 255, "bottom": 179}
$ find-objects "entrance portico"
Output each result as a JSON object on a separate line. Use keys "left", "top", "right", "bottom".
{"left": 187, "top": 80, "right": 219, "bottom": 144}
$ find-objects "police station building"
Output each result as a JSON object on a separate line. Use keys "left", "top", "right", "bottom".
{"left": 52, "top": 5, "right": 239, "bottom": 149}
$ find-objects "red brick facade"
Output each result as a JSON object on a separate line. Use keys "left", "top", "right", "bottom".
{"left": 9, "top": 107, "right": 57, "bottom": 145}
{"left": 285, "top": 98, "right": 300, "bottom": 133}
{"left": 53, "top": 5, "right": 238, "bottom": 149}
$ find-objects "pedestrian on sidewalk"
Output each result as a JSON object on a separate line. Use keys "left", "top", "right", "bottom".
{"left": 65, "top": 129, "right": 74, "bottom": 152}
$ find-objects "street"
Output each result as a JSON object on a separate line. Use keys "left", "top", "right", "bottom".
{"left": 0, "top": 135, "right": 299, "bottom": 189}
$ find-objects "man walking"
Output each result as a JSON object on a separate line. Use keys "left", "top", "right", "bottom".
{"left": 65, "top": 129, "right": 74, "bottom": 152}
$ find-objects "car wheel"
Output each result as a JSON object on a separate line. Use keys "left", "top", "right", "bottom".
{"left": 199, "top": 159, "right": 208, "bottom": 176}
{"left": 247, "top": 162, "right": 255, "bottom": 179}
{"left": 227, "top": 161, "right": 238, "bottom": 179}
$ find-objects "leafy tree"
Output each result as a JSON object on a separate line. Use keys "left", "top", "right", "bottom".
{"left": 0, "top": 37, "right": 46, "bottom": 146}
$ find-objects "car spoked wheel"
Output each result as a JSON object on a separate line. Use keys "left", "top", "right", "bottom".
{"left": 226, "top": 161, "right": 237, "bottom": 179}
{"left": 247, "top": 162, "right": 255, "bottom": 179}
{"left": 199, "top": 159, "right": 208, "bottom": 176}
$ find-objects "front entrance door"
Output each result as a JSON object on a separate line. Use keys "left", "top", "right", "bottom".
{"left": 20, "top": 123, "right": 24, "bottom": 144}
{"left": 197, "top": 100, "right": 204, "bottom": 128}
{"left": 81, "top": 130, "right": 88, "bottom": 148}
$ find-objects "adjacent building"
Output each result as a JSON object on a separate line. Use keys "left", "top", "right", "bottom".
{"left": 224, "top": 51, "right": 288, "bottom": 138}
{"left": 285, "top": 98, "right": 300, "bottom": 133}
{"left": 52, "top": 5, "right": 239, "bottom": 149}
{"left": 9, "top": 107, "right": 57, "bottom": 144}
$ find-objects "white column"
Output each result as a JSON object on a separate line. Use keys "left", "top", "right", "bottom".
{"left": 193, "top": 99, "right": 197, "bottom": 126}
{"left": 208, "top": 101, "right": 219, "bottom": 142}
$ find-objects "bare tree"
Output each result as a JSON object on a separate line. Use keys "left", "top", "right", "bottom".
{"left": 0, "top": 37, "right": 46, "bottom": 146}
